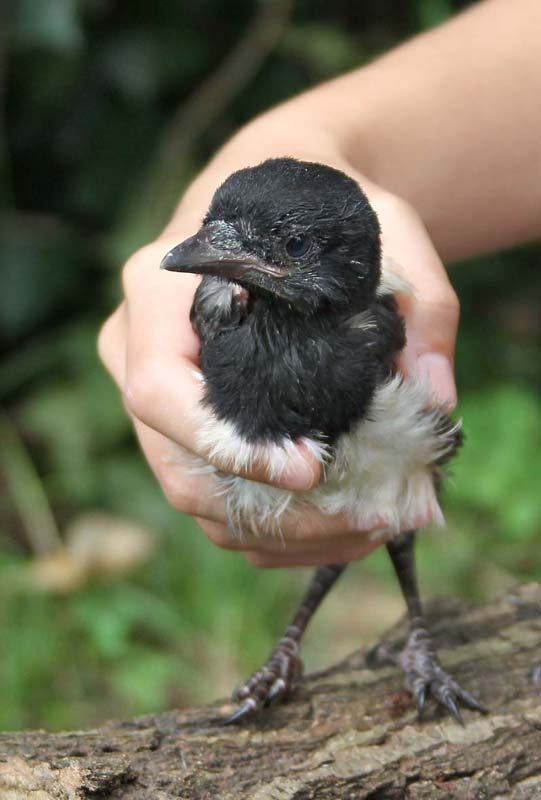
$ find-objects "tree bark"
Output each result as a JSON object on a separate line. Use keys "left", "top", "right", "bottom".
{"left": 1, "top": 583, "right": 541, "bottom": 800}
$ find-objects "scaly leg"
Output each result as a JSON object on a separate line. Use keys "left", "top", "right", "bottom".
{"left": 373, "top": 532, "right": 486, "bottom": 723}
{"left": 224, "top": 563, "right": 346, "bottom": 724}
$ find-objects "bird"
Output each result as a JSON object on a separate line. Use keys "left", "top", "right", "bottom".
{"left": 160, "top": 157, "right": 486, "bottom": 725}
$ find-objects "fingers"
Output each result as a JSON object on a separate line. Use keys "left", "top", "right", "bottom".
{"left": 195, "top": 517, "right": 384, "bottom": 567}
{"left": 98, "top": 303, "right": 228, "bottom": 522}
{"left": 99, "top": 237, "right": 320, "bottom": 490}
{"left": 242, "top": 537, "right": 382, "bottom": 568}
{"left": 363, "top": 186, "right": 460, "bottom": 409}
{"left": 193, "top": 503, "right": 433, "bottom": 563}
{"left": 134, "top": 422, "right": 228, "bottom": 523}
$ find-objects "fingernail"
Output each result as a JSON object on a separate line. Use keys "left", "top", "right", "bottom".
{"left": 415, "top": 352, "right": 457, "bottom": 409}
{"left": 280, "top": 454, "right": 317, "bottom": 492}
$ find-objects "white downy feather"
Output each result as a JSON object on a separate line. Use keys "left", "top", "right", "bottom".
{"left": 190, "top": 373, "right": 459, "bottom": 539}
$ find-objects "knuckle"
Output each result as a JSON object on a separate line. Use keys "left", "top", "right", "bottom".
{"left": 448, "top": 290, "right": 460, "bottom": 322}
{"left": 376, "top": 190, "right": 417, "bottom": 223}
{"left": 244, "top": 552, "right": 274, "bottom": 569}
{"left": 208, "top": 528, "right": 238, "bottom": 550}
{"left": 122, "top": 367, "right": 160, "bottom": 421}
{"left": 193, "top": 517, "right": 238, "bottom": 550}
{"left": 121, "top": 242, "right": 161, "bottom": 296}
{"left": 96, "top": 307, "right": 126, "bottom": 381}
{"left": 96, "top": 314, "right": 115, "bottom": 366}
{"left": 417, "top": 284, "right": 460, "bottom": 327}
{"left": 157, "top": 462, "right": 196, "bottom": 514}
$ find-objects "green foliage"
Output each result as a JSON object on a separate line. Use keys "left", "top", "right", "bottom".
{"left": 1, "top": 0, "right": 539, "bottom": 733}
{"left": 0, "top": 524, "right": 301, "bottom": 730}
{"left": 0, "top": 218, "right": 84, "bottom": 343}
{"left": 281, "top": 23, "right": 364, "bottom": 77}
{"left": 452, "top": 386, "right": 540, "bottom": 540}
{"left": 416, "top": 0, "right": 454, "bottom": 29}
{"left": 9, "top": 0, "right": 83, "bottom": 52}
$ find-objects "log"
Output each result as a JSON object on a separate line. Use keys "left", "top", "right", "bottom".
{"left": 1, "top": 583, "right": 541, "bottom": 799}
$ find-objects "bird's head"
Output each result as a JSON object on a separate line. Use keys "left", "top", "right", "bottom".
{"left": 161, "top": 158, "right": 381, "bottom": 314}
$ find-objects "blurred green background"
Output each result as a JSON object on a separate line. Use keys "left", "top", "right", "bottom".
{"left": 1, "top": 0, "right": 539, "bottom": 733}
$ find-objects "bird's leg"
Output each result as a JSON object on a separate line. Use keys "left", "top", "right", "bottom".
{"left": 224, "top": 563, "right": 347, "bottom": 724}
{"left": 370, "top": 532, "right": 486, "bottom": 723}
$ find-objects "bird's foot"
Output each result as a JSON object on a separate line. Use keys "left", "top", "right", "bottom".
{"left": 222, "top": 634, "right": 303, "bottom": 725}
{"left": 370, "top": 627, "right": 486, "bottom": 724}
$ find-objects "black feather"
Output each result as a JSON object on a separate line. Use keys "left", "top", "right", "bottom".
{"left": 194, "top": 291, "right": 405, "bottom": 444}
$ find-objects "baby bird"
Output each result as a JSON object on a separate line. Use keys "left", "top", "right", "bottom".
{"left": 161, "top": 158, "right": 485, "bottom": 724}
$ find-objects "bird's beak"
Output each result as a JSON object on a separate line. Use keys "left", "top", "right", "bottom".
{"left": 160, "top": 227, "right": 287, "bottom": 281}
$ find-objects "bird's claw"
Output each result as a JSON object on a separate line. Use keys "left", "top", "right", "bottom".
{"left": 220, "top": 697, "right": 259, "bottom": 725}
{"left": 413, "top": 683, "right": 426, "bottom": 715}
{"left": 222, "top": 637, "right": 303, "bottom": 725}
{"left": 370, "top": 627, "right": 486, "bottom": 723}
{"left": 398, "top": 628, "right": 487, "bottom": 723}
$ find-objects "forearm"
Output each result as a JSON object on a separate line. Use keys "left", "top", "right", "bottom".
{"left": 338, "top": 0, "right": 541, "bottom": 259}
{"left": 169, "top": 0, "right": 541, "bottom": 261}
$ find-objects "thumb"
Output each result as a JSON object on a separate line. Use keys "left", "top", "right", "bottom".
{"left": 398, "top": 294, "right": 459, "bottom": 409}
{"left": 370, "top": 193, "right": 459, "bottom": 409}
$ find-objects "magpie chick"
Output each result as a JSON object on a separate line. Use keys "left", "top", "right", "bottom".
{"left": 161, "top": 158, "right": 486, "bottom": 725}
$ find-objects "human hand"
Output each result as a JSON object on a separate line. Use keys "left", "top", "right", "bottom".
{"left": 98, "top": 170, "right": 458, "bottom": 569}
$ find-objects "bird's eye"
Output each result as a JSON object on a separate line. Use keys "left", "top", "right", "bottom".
{"left": 285, "top": 234, "right": 311, "bottom": 259}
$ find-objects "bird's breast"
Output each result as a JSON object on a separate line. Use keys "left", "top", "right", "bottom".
{"left": 197, "top": 319, "right": 382, "bottom": 445}
{"left": 191, "top": 373, "right": 460, "bottom": 538}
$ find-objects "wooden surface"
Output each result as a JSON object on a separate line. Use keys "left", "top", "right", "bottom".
{"left": 1, "top": 584, "right": 541, "bottom": 799}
